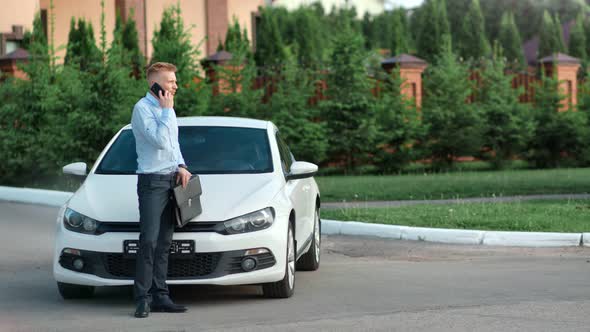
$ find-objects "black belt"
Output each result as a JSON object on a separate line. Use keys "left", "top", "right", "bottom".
{"left": 138, "top": 172, "right": 176, "bottom": 180}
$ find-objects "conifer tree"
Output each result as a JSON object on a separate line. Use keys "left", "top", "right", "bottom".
{"left": 498, "top": 11, "right": 525, "bottom": 68}
{"left": 527, "top": 70, "right": 587, "bottom": 167}
{"left": 372, "top": 68, "right": 424, "bottom": 172}
{"left": 64, "top": 18, "right": 101, "bottom": 71}
{"left": 320, "top": 25, "right": 377, "bottom": 172}
{"left": 417, "top": 0, "right": 451, "bottom": 62}
{"left": 477, "top": 45, "right": 534, "bottom": 169}
{"left": 254, "top": 7, "right": 287, "bottom": 66}
{"left": 361, "top": 12, "right": 375, "bottom": 50}
{"left": 263, "top": 59, "right": 328, "bottom": 163}
{"left": 538, "top": 11, "right": 559, "bottom": 58}
{"left": 292, "top": 7, "right": 323, "bottom": 66}
{"left": 390, "top": 9, "right": 410, "bottom": 55}
{"left": 568, "top": 12, "right": 586, "bottom": 65}
{"left": 457, "top": 0, "right": 490, "bottom": 60}
{"left": 121, "top": 10, "right": 145, "bottom": 78}
{"left": 554, "top": 14, "right": 566, "bottom": 53}
{"left": 422, "top": 36, "right": 481, "bottom": 168}
{"left": 152, "top": 3, "right": 209, "bottom": 116}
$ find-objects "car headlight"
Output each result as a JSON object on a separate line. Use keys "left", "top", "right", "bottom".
{"left": 224, "top": 208, "right": 275, "bottom": 234}
{"left": 63, "top": 208, "right": 100, "bottom": 235}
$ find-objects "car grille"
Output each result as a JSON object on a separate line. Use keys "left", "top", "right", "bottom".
{"left": 104, "top": 253, "right": 222, "bottom": 279}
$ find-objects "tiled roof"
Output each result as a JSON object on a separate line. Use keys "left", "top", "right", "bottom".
{"left": 381, "top": 53, "right": 427, "bottom": 65}
{"left": 538, "top": 52, "right": 581, "bottom": 64}
{"left": 204, "top": 50, "right": 233, "bottom": 62}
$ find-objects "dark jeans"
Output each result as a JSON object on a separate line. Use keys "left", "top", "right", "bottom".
{"left": 134, "top": 172, "right": 176, "bottom": 303}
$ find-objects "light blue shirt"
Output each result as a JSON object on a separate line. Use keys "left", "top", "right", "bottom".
{"left": 131, "top": 92, "right": 185, "bottom": 174}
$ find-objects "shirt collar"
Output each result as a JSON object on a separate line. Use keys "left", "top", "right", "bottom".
{"left": 145, "top": 91, "right": 160, "bottom": 107}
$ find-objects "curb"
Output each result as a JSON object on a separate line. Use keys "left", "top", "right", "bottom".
{"left": 1, "top": 186, "right": 588, "bottom": 247}
{"left": 323, "top": 219, "right": 585, "bottom": 247}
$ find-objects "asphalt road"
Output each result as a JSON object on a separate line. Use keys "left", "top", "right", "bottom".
{"left": 1, "top": 201, "right": 590, "bottom": 332}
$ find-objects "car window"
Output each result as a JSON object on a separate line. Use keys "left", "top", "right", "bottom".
{"left": 95, "top": 126, "right": 273, "bottom": 174}
{"left": 275, "top": 132, "right": 294, "bottom": 173}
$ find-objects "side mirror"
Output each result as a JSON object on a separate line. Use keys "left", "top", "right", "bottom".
{"left": 63, "top": 162, "right": 87, "bottom": 178}
{"left": 286, "top": 161, "right": 318, "bottom": 181}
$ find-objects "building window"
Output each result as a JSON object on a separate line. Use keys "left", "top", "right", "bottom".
{"left": 0, "top": 25, "right": 24, "bottom": 56}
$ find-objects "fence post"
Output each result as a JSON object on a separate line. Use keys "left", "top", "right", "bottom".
{"left": 381, "top": 54, "right": 428, "bottom": 108}
{"left": 538, "top": 53, "right": 581, "bottom": 111}
{"left": 202, "top": 50, "right": 243, "bottom": 96}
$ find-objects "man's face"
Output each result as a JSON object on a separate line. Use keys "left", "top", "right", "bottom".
{"left": 151, "top": 70, "right": 178, "bottom": 96}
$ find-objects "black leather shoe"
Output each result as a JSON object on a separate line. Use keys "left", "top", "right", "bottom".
{"left": 134, "top": 300, "right": 150, "bottom": 318}
{"left": 151, "top": 297, "right": 187, "bottom": 313}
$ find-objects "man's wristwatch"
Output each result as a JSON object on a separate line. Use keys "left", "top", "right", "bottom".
{"left": 178, "top": 164, "right": 188, "bottom": 170}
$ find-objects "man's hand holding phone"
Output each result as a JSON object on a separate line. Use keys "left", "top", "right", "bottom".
{"left": 151, "top": 83, "right": 174, "bottom": 109}
{"left": 158, "top": 89, "right": 174, "bottom": 109}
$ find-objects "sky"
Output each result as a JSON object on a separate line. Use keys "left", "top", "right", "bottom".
{"left": 386, "top": 0, "right": 425, "bottom": 9}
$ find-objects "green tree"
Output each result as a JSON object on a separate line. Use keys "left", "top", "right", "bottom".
{"left": 554, "top": 14, "right": 566, "bottom": 53}
{"left": 568, "top": 12, "right": 587, "bottom": 65}
{"left": 254, "top": 7, "right": 287, "bottom": 66}
{"left": 44, "top": 0, "right": 144, "bottom": 169}
{"left": 576, "top": 71, "right": 590, "bottom": 165}
{"left": 0, "top": 11, "right": 55, "bottom": 184}
{"left": 390, "top": 9, "right": 411, "bottom": 55}
{"left": 416, "top": 0, "right": 451, "bottom": 62}
{"left": 207, "top": 60, "right": 262, "bottom": 119}
{"left": 538, "top": 11, "right": 561, "bottom": 58}
{"left": 152, "top": 3, "right": 209, "bottom": 116}
{"left": 527, "top": 70, "right": 587, "bottom": 167}
{"left": 263, "top": 60, "right": 328, "bottom": 163}
{"left": 477, "top": 47, "right": 534, "bottom": 169}
{"left": 372, "top": 69, "right": 425, "bottom": 172}
{"left": 422, "top": 37, "right": 481, "bottom": 168}
{"left": 498, "top": 11, "right": 525, "bottom": 68}
{"left": 456, "top": 0, "right": 490, "bottom": 60}
{"left": 319, "top": 25, "right": 377, "bottom": 172}
{"left": 292, "top": 7, "right": 324, "bottom": 66}
{"left": 221, "top": 17, "right": 253, "bottom": 62}
{"left": 116, "top": 9, "right": 146, "bottom": 78}
{"left": 361, "top": 12, "right": 376, "bottom": 50}
{"left": 64, "top": 18, "right": 101, "bottom": 71}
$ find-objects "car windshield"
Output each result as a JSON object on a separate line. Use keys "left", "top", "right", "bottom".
{"left": 95, "top": 126, "right": 273, "bottom": 174}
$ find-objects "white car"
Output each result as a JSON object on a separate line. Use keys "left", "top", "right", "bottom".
{"left": 53, "top": 116, "right": 321, "bottom": 299}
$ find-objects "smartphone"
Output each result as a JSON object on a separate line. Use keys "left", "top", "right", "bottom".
{"left": 150, "top": 82, "right": 165, "bottom": 99}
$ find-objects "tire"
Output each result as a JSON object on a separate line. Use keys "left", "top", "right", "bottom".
{"left": 57, "top": 282, "right": 95, "bottom": 299}
{"left": 296, "top": 207, "right": 321, "bottom": 271}
{"left": 263, "top": 222, "right": 295, "bottom": 298}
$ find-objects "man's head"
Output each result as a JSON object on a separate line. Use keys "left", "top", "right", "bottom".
{"left": 147, "top": 62, "right": 178, "bottom": 96}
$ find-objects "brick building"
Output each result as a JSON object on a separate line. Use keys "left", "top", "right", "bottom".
{"left": 0, "top": 0, "right": 264, "bottom": 62}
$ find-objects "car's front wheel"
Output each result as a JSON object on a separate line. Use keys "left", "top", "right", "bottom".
{"left": 262, "top": 222, "right": 295, "bottom": 298}
{"left": 296, "top": 207, "right": 321, "bottom": 271}
{"left": 57, "top": 282, "right": 95, "bottom": 299}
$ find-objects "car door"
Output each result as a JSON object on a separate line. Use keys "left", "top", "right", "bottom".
{"left": 275, "top": 132, "right": 307, "bottom": 252}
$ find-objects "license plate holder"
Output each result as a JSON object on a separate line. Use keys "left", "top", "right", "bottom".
{"left": 123, "top": 240, "right": 195, "bottom": 258}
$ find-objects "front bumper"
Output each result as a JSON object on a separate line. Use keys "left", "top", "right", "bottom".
{"left": 53, "top": 216, "right": 288, "bottom": 286}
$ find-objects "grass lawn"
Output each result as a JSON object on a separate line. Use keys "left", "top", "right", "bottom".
{"left": 321, "top": 199, "right": 590, "bottom": 233}
{"left": 316, "top": 168, "right": 590, "bottom": 202}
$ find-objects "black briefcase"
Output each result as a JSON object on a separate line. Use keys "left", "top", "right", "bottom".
{"left": 172, "top": 175, "right": 202, "bottom": 228}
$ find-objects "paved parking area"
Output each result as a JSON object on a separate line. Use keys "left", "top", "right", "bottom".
{"left": 2, "top": 201, "right": 590, "bottom": 331}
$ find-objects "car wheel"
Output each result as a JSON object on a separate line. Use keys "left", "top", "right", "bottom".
{"left": 296, "top": 207, "right": 321, "bottom": 271}
{"left": 262, "top": 222, "right": 295, "bottom": 298}
{"left": 57, "top": 282, "right": 95, "bottom": 299}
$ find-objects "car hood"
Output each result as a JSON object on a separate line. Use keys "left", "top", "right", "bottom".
{"left": 67, "top": 173, "right": 283, "bottom": 222}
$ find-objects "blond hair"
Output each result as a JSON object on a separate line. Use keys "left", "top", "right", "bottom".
{"left": 146, "top": 62, "right": 177, "bottom": 79}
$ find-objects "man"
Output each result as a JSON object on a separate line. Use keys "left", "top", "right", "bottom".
{"left": 131, "top": 62, "right": 191, "bottom": 318}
